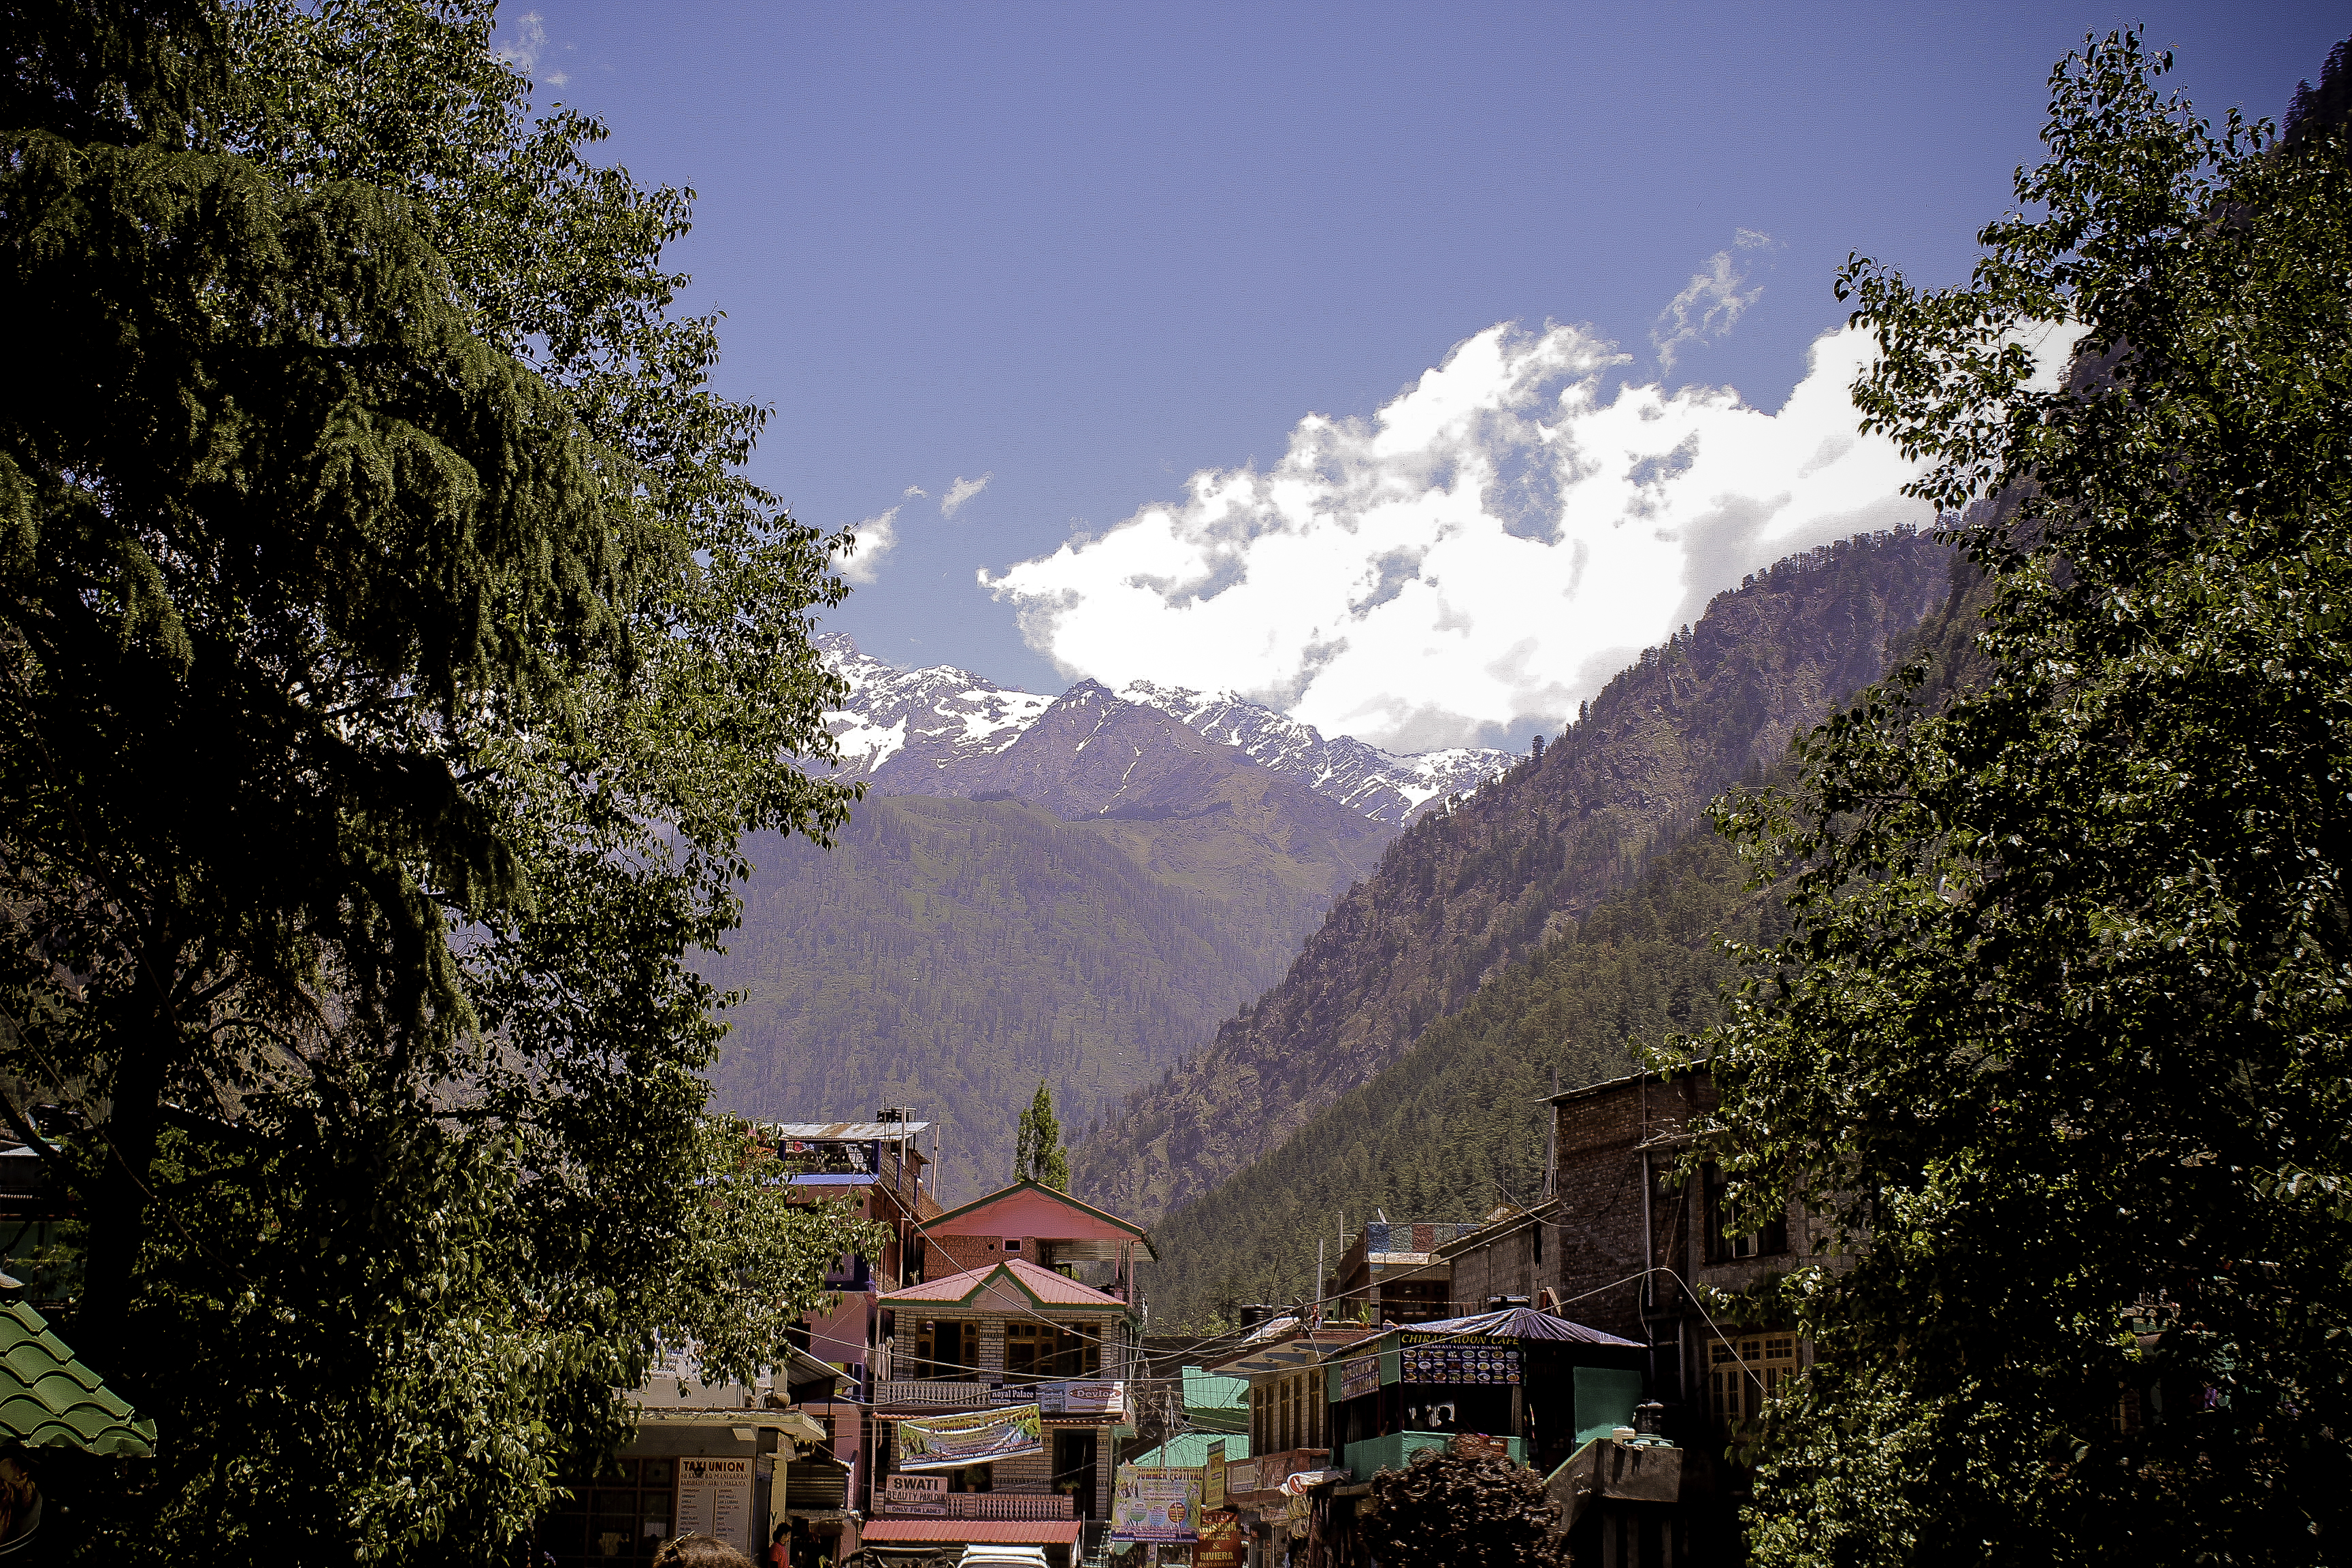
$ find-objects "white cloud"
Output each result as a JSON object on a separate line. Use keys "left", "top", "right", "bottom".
{"left": 904, "top": 485, "right": 929, "bottom": 499}
{"left": 981, "top": 321, "right": 1933, "bottom": 753}
{"left": 838, "top": 507, "right": 898, "bottom": 585}
{"left": 941, "top": 474, "right": 992, "bottom": 518}
{"left": 1653, "top": 232, "right": 1772, "bottom": 372}
{"left": 493, "top": 12, "right": 568, "bottom": 85}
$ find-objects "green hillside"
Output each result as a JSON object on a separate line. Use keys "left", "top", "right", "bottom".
{"left": 1074, "top": 529, "right": 1957, "bottom": 1223}
{"left": 702, "top": 791, "right": 1390, "bottom": 1199}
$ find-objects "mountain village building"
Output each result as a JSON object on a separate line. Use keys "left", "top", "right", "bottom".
{"left": 861, "top": 1179, "right": 1153, "bottom": 1564}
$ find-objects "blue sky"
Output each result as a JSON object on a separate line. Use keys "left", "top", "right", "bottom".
{"left": 505, "top": 2, "right": 2343, "bottom": 751}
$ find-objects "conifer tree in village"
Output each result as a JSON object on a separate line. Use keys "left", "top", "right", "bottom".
{"left": 1, "top": 2, "right": 877, "bottom": 1560}
{"left": 1682, "top": 33, "right": 2352, "bottom": 1564}
{"left": 1015, "top": 1079, "right": 1071, "bottom": 1190}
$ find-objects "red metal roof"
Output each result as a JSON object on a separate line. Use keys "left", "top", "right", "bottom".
{"left": 880, "top": 1256, "right": 1129, "bottom": 1311}
{"left": 862, "top": 1520, "right": 1083, "bottom": 1544}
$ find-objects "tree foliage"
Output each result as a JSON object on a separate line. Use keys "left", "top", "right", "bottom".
{"left": 1684, "top": 32, "right": 2352, "bottom": 1564}
{"left": 1015, "top": 1079, "right": 1069, "bottom": 1190}
{"left": 1, "top": 1, "right": 868, "bottom": 1559}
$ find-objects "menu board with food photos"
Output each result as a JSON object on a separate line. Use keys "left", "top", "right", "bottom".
{"left": 1399, "top": 1333, "right": 1522, "bottom": 1386}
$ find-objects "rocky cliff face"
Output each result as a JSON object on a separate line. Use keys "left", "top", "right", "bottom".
{"left": 1071, "top": 529, "right": 1957, "bottom": 1224}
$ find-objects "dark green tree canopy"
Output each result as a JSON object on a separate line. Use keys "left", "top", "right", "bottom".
{"left": 1, "top": 2, "right": 870, "bottom": 1560}
{"left": 1680, "top": 31, "right": 2352, "bottom": 1565}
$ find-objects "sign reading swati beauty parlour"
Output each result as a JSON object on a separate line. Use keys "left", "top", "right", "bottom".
{"left": 879, "top": 1473, "right": 947, "bottom": 1516}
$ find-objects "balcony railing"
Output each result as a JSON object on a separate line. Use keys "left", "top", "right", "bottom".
{"left": 871, "top": 1379, "right": 1126, "bottom": 1418}
{"left": 873, "top": 1379, "right": 992, "bottom": 1408}
{"left": 947, "top": 1493, "right": 1075, "bottom": 1520}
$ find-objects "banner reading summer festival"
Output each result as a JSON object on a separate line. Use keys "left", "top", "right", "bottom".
{"left": 895, "top": 1403, "right": 1044, "bottom": 1471}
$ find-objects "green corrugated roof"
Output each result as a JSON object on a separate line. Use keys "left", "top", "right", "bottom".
{"left": 0, "top": 1302, "right": 155, "bottom": 1456}
{"left": 1182, "top": 1365, "right": 1247, "bottom": 1431}
{"left": 1130, "top": 1432, "right": 1250, "bottom": 1469}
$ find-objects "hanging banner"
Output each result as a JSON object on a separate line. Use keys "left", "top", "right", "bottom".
{"left": 1339, "top": 1353, "right": 1382, "bottom": 1401}
{"left": 895, "top": 1403, "right": 1043, "bottom": 1470}
{"left": 1399, "top": 1333, "right": 1522, "bottom": 1386}
{"left": 1203, "top": 1441, "right": 1226, "bottom": 1512}
{"left": 1194, "top": 1507, "right": 1246, "bottom": 1568}
{"left": 1110, "top": 1465, "right": 1201, "bottom": 1542}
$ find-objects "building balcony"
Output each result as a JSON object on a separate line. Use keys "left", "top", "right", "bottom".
{"left": 945, "top": 1493, "right": 1076, "bottom": 1520}
{"left": 873, "top": 1379, "right": 995, "bottom": 1409}
{"left": 870, "top": 1379, "right": 1127, "bottom": 1419}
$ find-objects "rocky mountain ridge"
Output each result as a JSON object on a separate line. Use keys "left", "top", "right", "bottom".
{"left": 814, "top": 634, "right": 1511, "bottom": 823}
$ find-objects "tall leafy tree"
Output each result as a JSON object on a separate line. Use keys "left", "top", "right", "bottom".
{"left": 1015, "top": 1079, "right": 1070, "bottom": 1190}
{"left": 1681, "top": 32, "right": 2352, "bottom": 1564}
{"left": 1, "top": 1, "right": 872, "bottom": 1559}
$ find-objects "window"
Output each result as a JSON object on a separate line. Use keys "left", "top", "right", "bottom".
{"left": 1709, "top": 1333, "right": 1798, "bottom": 1424}
{"left": 946, "top": 1464, "right": 993, "bottom": 1494}
{"left": 1004, "top": 1237, "right": 1022, "bottom": 1252}
{"left": 1705, "top": 1172, "right": 1790, "bottom": 1261}
{"left": 1004, "top": 1322, "right": 1097, "bottom": 1382}
{"left": 915, "top": 1319, "right": 977, "bottom": 1377}
{"left": 537, "top": 1456, "right": 674, "bottom": 1567}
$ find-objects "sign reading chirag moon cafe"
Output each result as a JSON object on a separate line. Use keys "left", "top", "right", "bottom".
{"left": 895, "top": 1403, "right": 1045, "bottom": 1470}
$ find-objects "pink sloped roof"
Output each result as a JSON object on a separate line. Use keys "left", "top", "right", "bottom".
{"left": 879, "top": 1256, "right": 1129, "bottom": 1312}
{"left": 926, "top": 1179, "right": 1148, "bottom": 1243}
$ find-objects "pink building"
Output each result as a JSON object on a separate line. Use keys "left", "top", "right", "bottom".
{"left": 861, "top": 1181, "right": 1154, "bottom": 1564}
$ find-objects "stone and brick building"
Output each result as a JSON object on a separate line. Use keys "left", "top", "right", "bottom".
{"left": 1437, "top": 1068, "right": 1827, "bottom": 1441}
{"left": 1322, "top": 1218, "right": 1477, "bottom": 1325}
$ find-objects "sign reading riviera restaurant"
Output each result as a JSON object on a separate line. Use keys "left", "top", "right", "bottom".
{"left": 895, "top": 1403, "right": 1044, "bottom": 1470}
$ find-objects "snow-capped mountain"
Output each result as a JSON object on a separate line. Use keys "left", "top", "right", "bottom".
{"left": 1115, "top": 679, "right": 1514, "bottom": 824}
{"left": 815, "top": 633, "right": 1055, "bottom": 794}
{"left": 814, "top": 634, "right": 1514, "bottom": 822}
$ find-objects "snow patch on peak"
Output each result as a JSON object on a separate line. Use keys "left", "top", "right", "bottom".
{"left": 811, "top": 640, "right": 1516, "bottom": 822}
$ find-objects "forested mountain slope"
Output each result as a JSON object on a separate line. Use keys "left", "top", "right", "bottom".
{"left": 1131, "top": 544, "right": 1996, "bottom": 1326}
{"left": 1140, "top": 827, "right": 1765, "bottom": 1327}
{"left": 1072, "top": 529, "right": 1955, "bottom": 1223}
{"left": 703, "top": 781, "right": 1393, "bottom": 1199}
